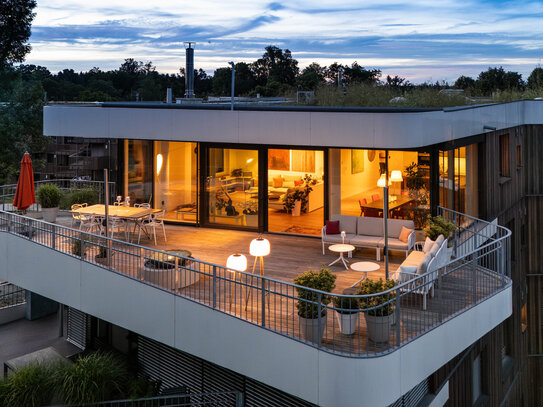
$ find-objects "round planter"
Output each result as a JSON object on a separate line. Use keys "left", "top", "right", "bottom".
{"left": 364, "top": 312, "right": 395, "bottom": 343}
{"left": 335, "top": 311, "right": 359, "bottom": 335}
{"left": 143, "top": 250, "right": 199, "bottom": 289}
{"left": 292, "top": 200, "right": 302, "bottom": 216}
{"left": 95, "top": 255, "right": 112, "bottom": 266}
{"left": 41, "top": 207, "right": 59, "bottom": 223}
{"left": 299, "top": 313, "right": 327, "bottom": 343}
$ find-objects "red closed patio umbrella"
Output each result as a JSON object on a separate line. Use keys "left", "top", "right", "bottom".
{"left": 13, "top": 152, "right": 36, "bottom": 211}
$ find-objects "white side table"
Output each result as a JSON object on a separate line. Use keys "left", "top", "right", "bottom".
{"left": 349, "top": 261, "right": 380, "bottom": 287}
{"left": 328, "top": 244, "right": 355, "bottom": 269}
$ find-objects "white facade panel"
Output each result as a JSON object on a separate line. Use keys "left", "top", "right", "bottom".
{"left": 238, "top": 110, "right": 311, "bottom": 146}
{"left": 58, "top": 106, "right": 109, "bottom": 138}
{"left": 171, "top": 109, "right": 238, "bottom": 143}
{"left": 109, "top": 108, "right": 173, "bottom": 141}
{"left": 0, "top": 232, "right": 513, "bottom": 407}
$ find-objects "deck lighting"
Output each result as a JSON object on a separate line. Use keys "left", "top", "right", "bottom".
{"left": 250, "top": 237, "right": 270, "bottom": 258}
{"left": 227, "top": 253, "right": 247, "bottom": 272}
{"left": 341, "top": 230, "right": 346, "bottom": 244}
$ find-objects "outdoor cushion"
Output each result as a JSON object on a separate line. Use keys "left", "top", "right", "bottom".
{"left": 435, "top": 234, "right": 445, "bottom": 247}
{"left": 423, "top": 237, "right": 434, "bottom": 253}
{"left": 417, "top": 253, "right": 432, "bottom": 275}
{"left": 349, "top": 235, "right": 382, "bottom": 247}
{"left": 325, "top": 220, "right": 340, "bottom": 234}
{"left": 357, "top": 216, "right": 383, "bottom": 237}
{"left": 323, "top": 234, "right": 357, "bottom": 244}
{"left": 398, "top": 226, "right": 413, "bottom": 243}
{"left": 382, "top": 238, "right": 409, "bottom": 250}
{"left": 401, "top": 251, "right": 426, "bottom": 268}
{"left": 429, "top": 241, "right": 440, "bottom": 258}
{"left": 331, "top": 214, "right": 357, "bottom": 234}
{"left": 387, "top": 219, "right": 415, "bottom": 238}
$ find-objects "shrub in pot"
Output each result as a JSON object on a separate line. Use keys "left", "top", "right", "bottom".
{"left": 425, "top": 215, "right": 457, "bottom": 259}
{"left": 356, "top": 278, "right": 396, "bottom": 343}
{"left": 72, "top": 238, "right": 85, "bottom": 258}
{"left": 95, "top": 243, "right": 113, "bottom": 266}
{"left": 294, "top": 266, "right": 336, "bottom": 343}
{"left": 333, "top": 295, "right": 360, "bottom": 335}
{"left": 38, "top": 183, "right": 63, "bottom": 223}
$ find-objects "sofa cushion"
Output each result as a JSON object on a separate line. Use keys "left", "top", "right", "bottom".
{"left": 435, "top": 234, "right": 445, "bottom": 247}
{"left": 381, "top": 238, "right": 409, "bottom": 250}
{"left": 429, "top": 241, "right": 440, "bottom": 258}
{"left": 388, "top": 219, "right": 415, "bottom": 238}
{"left": 323, "top": 233, "right": 357, "bottom": 244}
{"left": 397, "top": 265, "right": 418, "bottom": 284}
{"left": 417, "top": 253, "right": 432, "bottom": 275}
{"left": 349, "top": 235, "right": 382, "bottom": 247}
{"left": 331, "top": 214, "right": 357, "bottom": 234}
{"left": 325, "top": 220, "right": 340, "bottom": 234}
{"left": 294, "top": 179, "right": 304, "bottom": 186}
{"left": 273, "top": 176, "right": 283, "bottom": 188}
{"left": 357, "top": 217, "right": 383, "bottom": 237}
{"left": 398, "top": 226, "right": 413, "bottom": 243}
{"left": 401, "top": 250, "right": 426, "bottom": 268}
{"left": 423, "top": 237, "right": 434, "bottom": 253}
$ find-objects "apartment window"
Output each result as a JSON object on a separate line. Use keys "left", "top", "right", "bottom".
{"left": 499, "top": 134, "right": 510, "bottom": 178}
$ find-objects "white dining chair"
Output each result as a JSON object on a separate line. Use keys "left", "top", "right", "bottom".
{"left": 109, "top": 215, "right": 128, "bottom": 240}
{"left": 138, "top": 210, "right": 167, "bottom": 246}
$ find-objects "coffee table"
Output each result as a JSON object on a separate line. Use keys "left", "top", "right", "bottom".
{"left": 328, "top": 244, "right": 355, "bottom": 269}
{"left": 350, "top": 261, "right": 380, "bottom": 287}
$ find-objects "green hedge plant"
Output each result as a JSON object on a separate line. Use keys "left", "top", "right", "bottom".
{"left": 294, "top": 266, "right": 336, "bottom": 318}
{"left": 425, "top": 215, "right": 456, "bottom": 242}
{"left": 60, "top": 187, "right": 100, "bottom": 210}
{"left": 356, "top": 278, "right": 396, "bottom": 317}
{"left": 37, "top": 184, "right": 63, "bottom": 208}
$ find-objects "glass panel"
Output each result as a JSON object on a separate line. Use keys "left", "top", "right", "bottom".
{"left": 154, "top": 141, "right": 198, "bottom": 223}
{"left": 207, "top": 148, "right": 259, "bottom": 228}
{"left": 439, "top": 150, "right": 454, "bottom": 211}
{"left": 125, "top": 140, "right": 152, "bottom": 205}
{"left": 267, "top": 149, "right": 324, "bottom": 235}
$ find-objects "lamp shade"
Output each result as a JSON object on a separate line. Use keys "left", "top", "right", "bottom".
{"left": 377, "top": 174, "right": 387, "bottom": 187}
{"left": 250, "top": 237, "right": 271, "bottom": 257}
{"left": 390, "top": 170, "right": 403, "bottom": 182}
{"left": 226, "top": 254, "right": 247, "bottom": 272}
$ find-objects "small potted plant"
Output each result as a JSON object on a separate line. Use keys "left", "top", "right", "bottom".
{"left": 356, "top": 278, "right": 396, "bottom": 343}
{"left": 95, "top": 242, "right": 113, "bottom": 266}
{"left": 294, "top": 266, "right": 336, "bottom": 343}
{"left": 425, "top": 215, "right": 457, "bottom": 259}
{"left": 38, "top": 183, "right": 63, "bottom": 223}
{"left": 283, "top": 189, "right": 306, "bottom": 216}
{"left": 333, "top": 295, "right": 360, "bottom": 335}
{"left": 72, "top": 237, "right": 85, "bottom": 258}
{"left": 243, "top": 205, "right": 258, "bottom": 227}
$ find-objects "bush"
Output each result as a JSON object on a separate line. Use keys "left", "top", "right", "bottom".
{"left": 37, "top": 184, "right": 63, "bottom": 208}
{"left": 333, "top": 296, "right": 360, "bottom": 314}
{"left": 356, "top": 278, "right": 396, "bottom": 316}
{"left": 57, "top": 352, "right": 129, "bottom": 404}
{"left": 72, "top": 238, "right": 84, "bottom": 257}
{"left": 294, "top": 266, "right": 336, "bottom": 318}
{"left": 60, "top": 187, "right": 100, "bottom": 210}
{"left": 425, "top": 215, "right": 456, "bottom": 241}
{"left": 0, "top": 363, "right": 57, "bottom": 407}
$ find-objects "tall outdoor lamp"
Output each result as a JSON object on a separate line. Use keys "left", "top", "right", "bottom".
{"left": 377, "top": 175, "right": 390, "bottom": 279}
{"left": 227, "top": 253, "right": 247, "bottom": 311}
{"left": 250, "top": 236, "right": 271, "bottom": 276}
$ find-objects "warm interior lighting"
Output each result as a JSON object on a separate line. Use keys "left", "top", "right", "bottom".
{"left": 246, "top": 158, "right": 254, "bottom": 164}
{"left": 377, "top": 174, "right": 387, "bottom": 187}
{"left": 156, "top": 154, "right": 163, "bottom": 176}
{"left": 227, "top": 253, "right": 247, "bottom": 272}
{"left": 249, "top": 237, "right": 271, "bottom": 257}
{"left": 390, "top": 170, "right": 403, "bottom": 182}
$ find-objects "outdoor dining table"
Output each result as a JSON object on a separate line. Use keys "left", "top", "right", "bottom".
{"left": 71, "top": 204, "right": 159, "bottom": 241}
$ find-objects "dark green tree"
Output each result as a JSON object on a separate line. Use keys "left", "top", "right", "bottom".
{"left": 454, "top": 75, "right": 476, "bottom": 90}
{"left": 251, "top": 46, "right": 299, "bottom": 86}
{"left": 0, "top": 0, "right": 36, "bottom": 66}
{"left": 527, "top": 67, "right": 543, "bottom": 89}
{"left": 476, "top": 67, "right": 524, "bottom": 95}
{"left": 297, "top": 63, "right": 326, "bottom": 90}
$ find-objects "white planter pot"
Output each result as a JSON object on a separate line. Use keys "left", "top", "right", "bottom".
{"left": 447, "top": 246, "right": 454, "bottom": 262}
{"left": 292, "top": 200, "right": 302, "bottom": 216}
{"left": 335, "top": 311, "right": 359, "bottom": 335}
{"left": 41, "top": 207, "right": 59, "bottom": 223}
{"left": 245, "top": 214, "right": 258, "bottom": 227}
{"left": 299, "top": 313, "right": 327, "bottom": 343}
{"left": 364, "top": 312, "right": 395, "bottom": 343}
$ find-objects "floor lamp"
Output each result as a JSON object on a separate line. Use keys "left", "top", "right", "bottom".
{"left": 247, "top": 237, "right": 271, "bottom": 309}
{"left": 227, "top": 253, "right": 247, "bottom": 312}
{"left": 377, "top": 175, "right": 390, "bottom": 280}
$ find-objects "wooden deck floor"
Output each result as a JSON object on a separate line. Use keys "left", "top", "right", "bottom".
{"left": 26, "top": 213, "right": 506, "bottom": 356}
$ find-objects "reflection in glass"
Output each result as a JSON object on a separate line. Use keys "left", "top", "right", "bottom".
{"left": 125, "top": 140, "right": 152, "bottom": 204}
{"left": 207, "top": 148, "right": 259, "bottom": 228}
{"left": 154, "top": 141, "right": 198, "bottom": 223}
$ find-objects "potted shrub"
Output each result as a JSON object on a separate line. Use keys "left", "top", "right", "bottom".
{"left": 357, "top": 278, "right": 396, "bottom": 343}
{"left": 283, "top": 189, "right": 305, "bottom": 216}
{"left": 72, "top": 237, "right": 85, "bottom": 258}
{"left": 243, "top": 206, "right": 258, "bottom": 227}
{"left": 333, "top": 295, "right": 360, "bottom": 335}
{"left": 95, "top": 243, "right": 113, "bottom": 266}
{"left": 294, "top": 266, "right": 336, "bottom": 343}
{"left": 425, "top": 215, "right": 457, "bottom": 259}
{"left": 38, "top": 184, "right": 63, "bottom": 223}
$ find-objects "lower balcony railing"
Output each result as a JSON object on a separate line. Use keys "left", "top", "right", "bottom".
{"left": 0, "top": 207, "right": 510, "bottom": 358}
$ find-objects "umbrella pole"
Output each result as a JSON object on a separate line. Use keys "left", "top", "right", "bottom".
{"left": 104, "top": 169, "right": 110, "bottom": 265}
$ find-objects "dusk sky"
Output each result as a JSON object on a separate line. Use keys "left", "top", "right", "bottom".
{"left": 25, "top": 0, "right": 543, "bottom": 83}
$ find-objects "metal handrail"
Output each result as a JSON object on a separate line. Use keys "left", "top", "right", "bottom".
{"left": 0, "top": 206, "right": 511, "bottom": 358}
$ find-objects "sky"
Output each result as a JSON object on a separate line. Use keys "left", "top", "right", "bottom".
{"left": 24, "top": 0, "right": 543, "bottom": 83}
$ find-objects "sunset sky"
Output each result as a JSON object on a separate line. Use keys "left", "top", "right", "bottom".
{"left": 25, "top": 0, "right": 543, "bottom": 83}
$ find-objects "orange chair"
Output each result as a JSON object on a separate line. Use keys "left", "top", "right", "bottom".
{"left": 372, "top": 194, "right": 380, "bottom": 202}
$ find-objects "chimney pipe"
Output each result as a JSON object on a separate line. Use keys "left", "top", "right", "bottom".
{"left": 166, "top": 88, "right": 172, "bottom": 103}
{"left": 184, "top": 42, "right": 195, "bottom": 98}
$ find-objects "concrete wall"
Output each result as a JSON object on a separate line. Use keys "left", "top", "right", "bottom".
{"left": 43, "top": 101, "right": 543, "bottom": 150}
{"left": 0, "top": 232, "right": 512, "bottom": 406}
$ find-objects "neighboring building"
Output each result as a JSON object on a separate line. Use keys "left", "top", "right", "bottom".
{"left": 3, "top": 100, "right": 542, "bottom": 405}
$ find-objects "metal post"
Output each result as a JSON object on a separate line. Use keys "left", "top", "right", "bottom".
{"left": 52, "top": 225, "right": 56, "bottom": 250}
{"left": 104, "top": 169, "right": 109, "bottom": 243}
{"left": 395, "top": 289, "right": 401, "bottom": 346}
{"left": 235, "top": 391, "right": 244, "bottom": 407}
{"left": 261, "top": 278, "right": 266, "bottom": 327}
{"left": 58, "top": 304, "right": 64, "bottom": 337}
{"left": 229, "top": 61, "right": 235, "bottom": 111}
{"left": 212, "top": 266, "right": 217, "bottom": 309}
{"left": 384, "top": 185, "right": 389, "bottom": 280}
{"left": 317, "top": 292, "right": 322, "bottom": 343}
